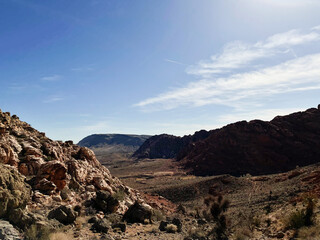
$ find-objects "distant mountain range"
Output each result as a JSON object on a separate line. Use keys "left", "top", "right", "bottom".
{"left": 78, "top": 134, "right": 151, "bottom": 153}
{"left": 133, "top": 105, "right": 320, "bottom": 177}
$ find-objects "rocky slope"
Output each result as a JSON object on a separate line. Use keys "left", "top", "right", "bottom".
{"left": 0, "top": 110, "right": 154, "bottom": 238}
{"left": 132, "top": 130, "right": 210, "bottom": 159}
{"left": 78, "top": 134, "right": 150, "bottom": 154}
{"left": 178, "top": 105, "right": 320, "bottom": 176}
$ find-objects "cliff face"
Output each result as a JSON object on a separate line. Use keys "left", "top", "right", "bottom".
{"left": 0, "top": 109, "right": 141, "bottom": 230}
{"left": 179, "top": 106, "right": 320, "bottom": 176}
{"left": 132, "top": 130, "right": 210, "bottom": 159}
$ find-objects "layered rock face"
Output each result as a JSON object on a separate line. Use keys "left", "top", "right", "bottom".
{"left": 179, "top": 106, "right": 320, "bottom": 176}
{"left": 0, "top": 110, "right": 140, "bottom": 228}
{"left": 132, "top": 130, "right": 210, "bottom": 159}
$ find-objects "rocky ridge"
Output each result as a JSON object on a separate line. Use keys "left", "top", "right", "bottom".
{"left": 132, "top": 130, "right": 210, "bottom": 159}
{"left": 0, "top": 109, "right": 149, "bottom": 236}
{"left": 179, "top": 105, "right": 320, "bottom": 176}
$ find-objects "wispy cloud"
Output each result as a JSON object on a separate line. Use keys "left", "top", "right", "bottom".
{"left": 135, "top": 26, "right": 320, "bottom": 112}
{"left": 136, "top": 53, "right": 320, "bottom": 110}
{"left": 43, "top": 96, "right": 64, "bottom": 103}
{"left": 187, "top": 28, "right": 320, "bottom": 77}
{"left": 41, "top": 75, "right": 61, "bottom": 81}
{"left": 165, "top": 59, "right": 186, "bottom": 65}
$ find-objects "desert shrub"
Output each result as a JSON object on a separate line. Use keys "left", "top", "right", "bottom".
{"left": 204, "top": 194, "right": 230, "bottom": 240}
{"left": 177, "top": 204, "right": 187, "bottom": 214}
{"left": 233, "top": 227, "right": 252, "bottom": 240}
{"left": 166, "top": 224, "right": 178, "bottom": 233}
{"left": 285, "top": 197, "right": 315, "bottom": 230}
{"left": 152, "top": 209, "right": 165, "bottom": 221}
{"left": 105, "top": 213, "right": 122, "bottom": 224}
{"left": 24, "top": 224, "right": 52, "bottom": 240}
{"left": 185, "top": 226, "right": 207, "bottom": 240}
{"left": 233, "top": 211, "right": 260, "bottom": 239}
{"left": 75, "top": 216, "right": 87, "bottom": 230}
{"left": 149, "top": 227, "right": 159, "bottom": 234}
{"left": 113, "top": 189, "right": 126, "bottom": 201}
{"left": 286, "top": 210, "right": 307, "bottom": 229}
{"left": 297, "top": 225, "right": 320, "bottom": 240}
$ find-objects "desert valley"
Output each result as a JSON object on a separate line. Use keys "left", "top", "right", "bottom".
{"left": 1, "top": 1, "right": 320, "bottom": 239}
{"left": 1, "top": 106, "right": 320, "bottom": 239}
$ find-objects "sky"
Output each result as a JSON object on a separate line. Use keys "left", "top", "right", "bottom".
{"left": 1, "top": 0, "right": 320, "bottom": 142}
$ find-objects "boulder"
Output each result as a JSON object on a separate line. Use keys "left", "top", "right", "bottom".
{"left": 159, "top": 218, "right": 182, "bottom": 232}
{"left": 37, "top": 161, "right": 67, "bottom": 190}
{"left": 95, "top": 190, "right": 119, "bottom": 214}
{"left": 172, "top": 218, "right": 182, "bottom": 232}
{"left": 91, "top": 219, "right": 110, "bottom": 233}
{"left": 35, "top": 178, "right": 56, "bottom": 193}
{"left": 48, "top": 205, "right": 77, "bottom": 225}
{"left": 0, "top": 220, "right": 22, "bottom": 240}
{"left": 159, "top": 221, "right": 168, "bottom": 231}
{"left": 111, "top": 222, "right": 126, "bottom": 232}
{"left": 123, "top": 201, "right": 153, "bottom": 224}
{"left": 0, "top": 144, "right": 19, "bottom": 166}
{"left": 93, "top": 177, "right": 113, "bottom": 193}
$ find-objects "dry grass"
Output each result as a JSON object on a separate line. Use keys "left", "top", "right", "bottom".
{"left": 166, "top": 224, "right": 178, "bottom": 233}
{"left": 49, "top": 232, "right": 74, "bottom": 240}
{"left": 24, "top": 224, "right": 52, "bottom": 240}
{"left": 75, "top": 216, "right": 87, "bottom": 231}
{"left": 297, "top": 225, "right": 320, "bottom": 239}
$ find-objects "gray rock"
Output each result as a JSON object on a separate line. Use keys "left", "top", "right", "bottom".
{"left": 172, "top": 218, "right": 182, "bottom": 232}
{"left": 0, "top": 220, "right": 22, "bottom": 240}
{"left": 111, "top": 222, "right": 126, "bottom": 232}
{"left": 159, "top": 221, "right": 168, "bottom": 231}
{"left": 48, "top": 205, "right": 77, "bottom": 225}
{"left": 91, "top": 219, "right": 110, "bottom": 233}
{"left": 95, "top": 190, "right": 119, "bottom": 214}
{"left": 123, "top": 201, "right": 153, "bottom": 224}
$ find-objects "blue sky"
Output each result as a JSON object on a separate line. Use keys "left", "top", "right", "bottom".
{"left": 1, "top": 0, "right": 320, "bottom": 142}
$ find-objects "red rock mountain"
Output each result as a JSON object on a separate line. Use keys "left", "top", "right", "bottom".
{"left": 132, "top": 130, "right": 210, "bottom": 159}
{"left": 178, "top": 105, "right": 320, "bottom": 176}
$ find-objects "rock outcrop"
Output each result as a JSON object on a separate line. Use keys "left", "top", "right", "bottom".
{"left": 178, "top": 107, "right": 320, "bottom": 176}
{"left": 0, "top": 220, "right": 22, "bottom": 240}
{"left": 0, "top": 109, "right": 147, "bottom": 231}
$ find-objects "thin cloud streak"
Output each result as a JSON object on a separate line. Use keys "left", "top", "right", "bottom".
{"left": 41, "top": 75, "right": 61, "bottom": 81}
{"left": 165, "top": 59, "right": 186, "bottom": 65}
{"left": 43, "top": 96, "right": 64, "bottom": 103}
{"left": 135, "top": 26, "right": 320, "bottom": 112}
{"left": 135, "top": 53, "right": 320, "bottom": 110}
{"left": 187, "top": 28, "right": 320, "bottom": 77}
